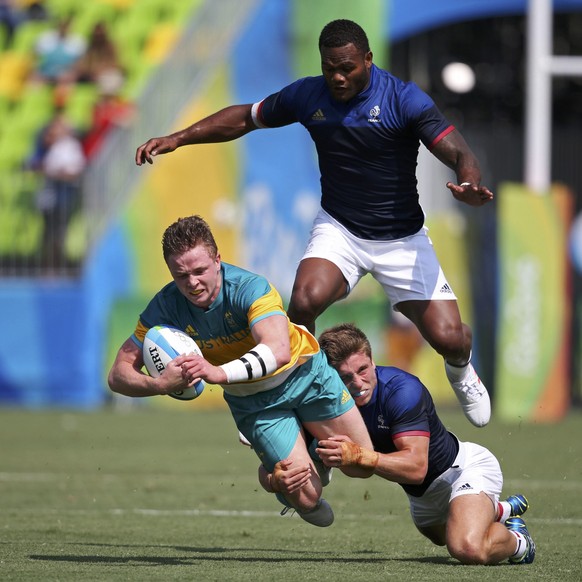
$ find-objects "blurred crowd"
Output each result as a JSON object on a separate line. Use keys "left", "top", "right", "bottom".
{"left": 1, "top": 0, "right": 134, "bottom": 271}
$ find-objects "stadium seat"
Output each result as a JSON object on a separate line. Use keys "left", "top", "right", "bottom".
{"left": 167, "top": 0, "right": 204, "bottom": 23}
{"left": 0, "top": 51, "right": 34, "bottom": 100}
{"left": 0, "top": 94, "right": 10, "bottom": 129}
{"left": 121, "top": 58, "right": 154, "bottom": 99}
{"left": 47, "top": 0, "right": 84, "bottom": 19}
{"left": 70, "top": 2, "right": 118, "bottom": 38}
{"left": 13, "top": 84, "right": 55, "bottom": 130}
{"left": 99, "top": 0, "right": 136, "bottom": 9}
{"left": 0, "top": 130, "right": 31, "bottom": 172}
{"left": 143, "top": 23, "right": 179, "bottom": 64}
{"left": 63, "top": 83, "right": 100, "bottom": 131}
{"left": 10, "top": 19, "right": 50, "bottom": 55}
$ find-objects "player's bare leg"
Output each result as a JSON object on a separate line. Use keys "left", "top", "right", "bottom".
{"left": 287, "top": 258, "right": 348, "bottom": 333}
{"left": 397, "top": 299, "right": 490, "bottom": 427}
{"left": 272, "top": 430, "right": 335, "bottom": 527}
{"left": 304, "top": 405, "right": 375, "bottom": 479}
{"left": 446, "top": 493, "right": 524, "bottom": 565}
{"left": 274, "top": 430, "right": 323, "bottom": 512}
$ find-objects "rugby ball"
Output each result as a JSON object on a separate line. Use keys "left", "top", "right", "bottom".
{"left": 142, "top": 325, "right": 205, "bottom": 401}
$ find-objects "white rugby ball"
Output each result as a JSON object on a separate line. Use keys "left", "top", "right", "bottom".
{"left": 142, "top": 325, "right": 205, "bottom": 401}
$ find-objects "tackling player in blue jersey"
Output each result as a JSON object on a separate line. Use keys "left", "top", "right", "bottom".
{"left": 259, "top": 324, "right": 535, "bottom": 566}
{"left": 108, "top": 215, "right": 374, "bottom": 527}
{"left": 135, "top": 19, "right": 493, "bottom": 428}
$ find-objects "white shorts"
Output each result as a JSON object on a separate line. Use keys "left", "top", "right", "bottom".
{"left": 302, "top": 210, "right": 457, "bottom": 309}
{"left": 407, "top": 439, "right": 503, "bottom": 528}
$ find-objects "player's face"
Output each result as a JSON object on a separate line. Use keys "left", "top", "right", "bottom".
{"left": 320, "top": 43, "right": 372, "bottom": 102}
{"left": 167, "top": 245, "right": 222, "bottom": 309}
{"left": 336, "top": 350, "right": 377, "bottom": 407}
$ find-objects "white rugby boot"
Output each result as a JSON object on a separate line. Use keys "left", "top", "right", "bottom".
{"left": 445, "top": 361, "right": 491, "bottom": 427}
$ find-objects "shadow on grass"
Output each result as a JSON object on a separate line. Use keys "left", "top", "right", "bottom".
{"left": 29, "top": 545, "right": 464, "bottom": 567}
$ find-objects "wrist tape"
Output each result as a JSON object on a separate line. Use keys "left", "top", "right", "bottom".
{"left": 340, "top": 441, "right": 379, "bottom": 469}
{"left": 220, "top": 343, "right": 278, "bottom": 383}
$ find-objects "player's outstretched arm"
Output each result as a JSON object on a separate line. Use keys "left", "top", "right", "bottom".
{"left": 317, "top": 434, "right": 429, "bottom": 485}
{"left": 316, "top": 435, "right": 379, "bottom": 470}
{"left": 431, "top": 130, "right": 494, "bottom": 206}
{"left": 135, "top": 104, "right": 256, "bottom": 165}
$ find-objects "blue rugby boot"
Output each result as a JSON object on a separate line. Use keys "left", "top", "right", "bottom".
{"left": 506, "top": 494, "right": 529, "bottom": 517}
{"left": 506, "top": 517, "right": 536, "bottom": 564}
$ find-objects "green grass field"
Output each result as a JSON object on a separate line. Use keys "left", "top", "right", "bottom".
{"left": 1, "top": 406, "right": 581, "bottom": 581}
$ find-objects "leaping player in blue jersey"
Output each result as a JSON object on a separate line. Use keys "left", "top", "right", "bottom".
{"left": 258, "top": 324, "right": 535, "bottom": 566}
{"left": 108, "top": 215, "right": 375, "bottom": 527}
{"left": 135, "top": 19, "right": 493, "bottom": 427}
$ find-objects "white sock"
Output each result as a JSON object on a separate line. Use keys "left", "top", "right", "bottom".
{"left": 444, "top": 353, "right": 471, "bottom": 382}
{"left": 510, "top": 531, "right": 527, "bottom": 560}
{"left": 497, "top": 501, "right": 511, "bottom": 523}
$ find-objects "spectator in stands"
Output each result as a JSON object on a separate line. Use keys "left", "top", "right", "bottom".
{"left": 23, "top": 0, "right": 48, "bottom": 22}
{"left": 82, "top": 68, "right": 134, "bottom": 159}
{"left": 34, "top": 113, "right": 86, "bottom": 269}
{"left": 73, "top": 20, "right": 124, "bottom": 86}
{"left": 31, "top": 16, "right": 86, "bottom": 105}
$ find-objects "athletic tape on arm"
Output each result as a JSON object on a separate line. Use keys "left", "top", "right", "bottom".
{"left": 220, "top": 344, "right": 278, "bottom": 383}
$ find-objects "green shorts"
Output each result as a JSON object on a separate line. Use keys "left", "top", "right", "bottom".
{"left": 224, "top": 350, "right": 354, "bottom": 471}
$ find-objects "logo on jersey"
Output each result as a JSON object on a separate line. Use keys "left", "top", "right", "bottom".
{"left": 312, "top": 108, "right": 326, "bottom": 121}
{"left": 439, "top": 283, "right": 453, "bottom": 294}
{"left": 368, "top": 105, "right": 381, "bottom": 123}
{"left": 224, "top": 311, "right": 237, "bottom": 328}
{"left": 185, "top": 325, "right": 200, "bottom": 340}
{"left": 377, "top": 414, "right": 390, "bottom": 430}
{"left": 341, "top": 389, "right": 352, "bottom": 404}
{"left": 455, "top": 482, "right": 474, "bottom": 493}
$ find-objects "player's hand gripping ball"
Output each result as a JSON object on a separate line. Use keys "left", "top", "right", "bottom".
{"left": 143, "top": 325, "right": 205, "bottom": 400}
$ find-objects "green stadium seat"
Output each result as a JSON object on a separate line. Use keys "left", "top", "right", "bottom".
{"left": 121, "top": 58, "right": 154, "bottom": 99}
{"left": 47, "top": 0, "right": 84, "bottom": 20}
{"left": 70, "top": 2, "right": 118, "bottom": 38}
{"left": 168, "top": 0, "right": 204, "bottom": 23}
{"left": 99, "top": 0, "right": 137, "bottom": 9}
{"left": 63, "top": 83, "right": 99, "bottom": 131}
{"left": 10, "top": 19, "right": 51, "bottom": 55}
{"left": 0, "top": 132, "right": 32, "bottom": 172}
{"left": 13, "top": 84, "right": 55, "bottom": 128}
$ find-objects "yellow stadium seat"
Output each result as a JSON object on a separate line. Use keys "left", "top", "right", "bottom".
{"left": 0, "top": 51, "right": 34, "bottom": 100}
{"left": 143, "top": 23, "right": 179, "bottom": 64}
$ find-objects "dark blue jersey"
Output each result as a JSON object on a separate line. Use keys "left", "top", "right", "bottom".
{"left": 254, "top": 64, "right": 453, "bottom": 241}
{"left": 358, "top": 365, "right": 458, "bottom": 497}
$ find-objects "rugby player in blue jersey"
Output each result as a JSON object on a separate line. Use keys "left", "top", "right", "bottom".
{"left": 259, "top": 324, "right": 535, "bottom": 565}
{"left": 135, "top": 20, "right": 493, "bottom": 428}
{"left": 108, "top": 216, "right": 374, "bottom": 527}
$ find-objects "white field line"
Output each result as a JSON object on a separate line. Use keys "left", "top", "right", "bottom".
{"left": 1, "top": 472, "right": 581, "bottom": 490}
{"left": 0, "top": 506, "right": 581, "bottom": 526}
{"left": 1, "top": 472, "right": 582, "bottom": 525}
